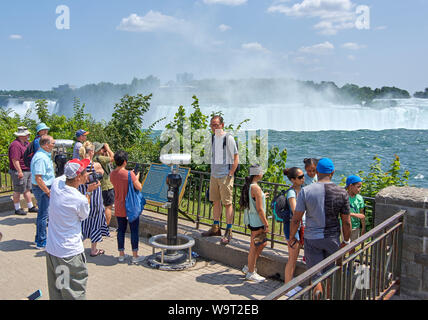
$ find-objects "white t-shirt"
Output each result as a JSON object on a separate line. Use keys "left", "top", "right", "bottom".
{"left": 46, "top": 176, "right": 90, "bottom": 258}
{"left": 211, "top": 132, "right": 238, "bottom": 178}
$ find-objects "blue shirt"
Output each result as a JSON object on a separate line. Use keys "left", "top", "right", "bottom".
{"left": 33, "top": 136, "right": 41, "bottom": 153}
{"left": 31, "top": 148, "right": 55, "bottom": 186}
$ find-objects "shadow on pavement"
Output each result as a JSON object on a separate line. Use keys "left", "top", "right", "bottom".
{"left": 0, "top": 216, "right": 36, "bottom": 226}
{"left": 0, "top": 239, "right": 34, "bottom": 252}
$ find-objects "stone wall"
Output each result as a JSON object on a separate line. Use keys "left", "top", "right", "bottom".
{"left": 375, "top": 186, "right": 428, "bottom": 300}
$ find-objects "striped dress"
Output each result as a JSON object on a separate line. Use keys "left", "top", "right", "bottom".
{"left": 78, "top": 162, "right": 110, "bottom": 243}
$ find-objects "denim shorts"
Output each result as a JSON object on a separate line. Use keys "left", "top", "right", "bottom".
{"left": 283, "top": 222, "right": 300, "bottom": 242}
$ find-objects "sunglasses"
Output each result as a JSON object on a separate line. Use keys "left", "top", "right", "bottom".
{"left": 296, "top": 174, "right": 305, "bottom": 180}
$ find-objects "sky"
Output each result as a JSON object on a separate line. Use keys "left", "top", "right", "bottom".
{"left": 1, "top": 0, "right": 427, "bottom": 93}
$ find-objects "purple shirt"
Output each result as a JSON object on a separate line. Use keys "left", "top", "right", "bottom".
{"left": 8, "top": 138, "right": 30, "bottom": 171}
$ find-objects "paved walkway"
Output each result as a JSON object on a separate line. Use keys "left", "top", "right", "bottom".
{"left": 0, "top": 208, "right": 284, "bottom": 300}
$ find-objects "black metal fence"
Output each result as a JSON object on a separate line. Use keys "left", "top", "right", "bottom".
{"left": 263, "top": 210, "right": 404, "bottom": 300}
{"left": 0, "top": 155, "right": 377, "bottom": 249}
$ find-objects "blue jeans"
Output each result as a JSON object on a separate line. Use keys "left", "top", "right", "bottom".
{"left": 116, "top": 217, "right": 140, "bottom": 252}
{"left": 33, "top": 184, "right": 50, "bottom": 247}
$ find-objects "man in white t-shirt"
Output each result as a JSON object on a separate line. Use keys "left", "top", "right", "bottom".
{"left": 202, "top": 115, "right": 239, "bottom": 245}
{"left": 45, "top": 158, "right": 98, "bottom": 300}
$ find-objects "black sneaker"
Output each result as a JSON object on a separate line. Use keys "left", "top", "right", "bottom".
{"left": 15, "top": 209, "right": 27, "bottom": 216}
{"left": 28, "top": 207, "right": 38, "bottom": 213}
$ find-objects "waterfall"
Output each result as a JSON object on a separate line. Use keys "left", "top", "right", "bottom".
{"left": 145, "top": 98, "right": 428, "bottom": 131}
{"left": 4, "top": 99, "right": 58, "bottom": 119}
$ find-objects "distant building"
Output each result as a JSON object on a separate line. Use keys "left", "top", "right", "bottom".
{"left": 52, "top": 84, "right": 76, "bottom": 93}
{"left": 176, "top": 73, "right": 194, "bottom": 84}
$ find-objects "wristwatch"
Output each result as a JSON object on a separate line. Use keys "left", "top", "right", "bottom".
{"left": 343, "top": 239, "right": 351, "bottom": 244}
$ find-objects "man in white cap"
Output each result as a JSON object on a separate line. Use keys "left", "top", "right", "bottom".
{"left": 8, "top": 126, "right": 38, "bottom": 215}
{"left": 45, "top": 158, "right": 98, "bottom": 300}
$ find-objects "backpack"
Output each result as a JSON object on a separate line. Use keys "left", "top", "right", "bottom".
{"left": 125, "top": 171, "right": 146, "bottom": 223}
{"left": 271, "top": 188, "right": 293, "bottom": 223}
{"left": 23, "top": 141, "right": 36, "bottom": 168}
{"left": 211, "top": 133, "right": 241, "bottom": 175}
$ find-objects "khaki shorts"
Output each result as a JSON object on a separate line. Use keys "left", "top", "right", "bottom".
{"left": 209, "top": 175, "right": 234, "bottom": 205}
{"left": 9, "top": 170, "right": 32, "bottom": 193}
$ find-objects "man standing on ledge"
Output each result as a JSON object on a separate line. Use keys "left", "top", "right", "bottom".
{"left": 289, "top": 158, "right": 351, "bottom": 297}
{"left": 31, "top": 135, "right": 56, "bottom": 249}
{"left": 202, "top": 115, "right": 239, "bottom": 245}
{"left": 73, "top": 129, "right": 89, "bottom": 160}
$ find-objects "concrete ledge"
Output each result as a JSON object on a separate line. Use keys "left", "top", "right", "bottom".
{"left": 110, "top": 210, "right": 307, "bottom": 281}
{"left": 0, "top": 195, "right": 37, "bottom": 213}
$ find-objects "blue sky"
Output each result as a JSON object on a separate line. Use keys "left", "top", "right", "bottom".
{"left": 1, "top": 0, "right": 427, "bottom": 93}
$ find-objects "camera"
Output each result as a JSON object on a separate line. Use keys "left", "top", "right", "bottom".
{"left": 87, "top": 172, "right": 103, "bottom": 184}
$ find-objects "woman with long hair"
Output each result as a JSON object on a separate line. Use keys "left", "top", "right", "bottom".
{"left": 283, "top": 167, "right": 306, "bottom": 294}
{"left": 78, "top": 141, "right": 110, "bottom": 256}
{"left": 239, "top": 164, "right": 269, "bottom": 283}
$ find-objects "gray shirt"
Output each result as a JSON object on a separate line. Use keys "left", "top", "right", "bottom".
{"left": 295, "top": 182, "right": 350, "bottom": 240}
{"left": 210, "top": 133, "right": 238, "bottom": 178}
{"left": 72, "top": 141, "right": 82, "bottom": 160}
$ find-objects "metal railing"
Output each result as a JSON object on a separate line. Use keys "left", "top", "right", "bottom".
{"left": 263, "top": 209, "right": 405, "bottom": 300}
{"left": 0, "top": 154, "right": 377, "bottom": 249}
{"left": 0, "top": 154, "right": 13, "bottom": 194}
{"left": 132, "top": 162, "right": 376, "bottom": 249}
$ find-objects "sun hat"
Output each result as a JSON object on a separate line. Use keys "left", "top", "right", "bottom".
{"left": 93, "top": 142, "right": 104, "bottom": 153}
{"left": 316, "top": 158, "right": 335, "bottom": 174}
{"left": 64, "top": 159, "right": 90, "bottom": 179}
{"left": 75, "top": 129, "right": 89, "bottom": 138}
{"left": 346, "top": 175, "right": 362, "bottom": 188}
{"left": 14, "top": 126, "right": 31, "bottom": 137}
{"left": 249, "top": 164, "right": 265, "bottom": 176}
{"left": 36, "top": 123, "right": 50, "bottom": 134}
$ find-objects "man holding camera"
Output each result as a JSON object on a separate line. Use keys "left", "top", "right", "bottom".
{"left": 46, "top": 158, "right": 99, "bottom": 300}
{"left": 93, "top": 142, "right": 115, "bottom": 227}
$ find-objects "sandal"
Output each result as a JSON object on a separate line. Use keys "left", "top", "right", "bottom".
{"left": 90, "top": 249, "right": 105, "bottom": 257}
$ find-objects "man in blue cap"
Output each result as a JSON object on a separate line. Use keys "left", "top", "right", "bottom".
{"left": 290, "top": 157, "right": 351, "bottom": 298}
{"left": 72, "top": 129, "right": 89, "bottom": 160}
{"left": 34, "top": 123, "right": 50, "bottom": 152}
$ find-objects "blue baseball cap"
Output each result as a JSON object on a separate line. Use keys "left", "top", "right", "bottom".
{"left": 75, "top": 129, "right": 89, "bottom": 138}
{"left": 36, "top": 122, "right": 50, "bottom": 133}
{"left": 346, "top": 175, "right": 362, "bottom": 188}
{"left": 316, "top": 158, "right": 335, "bottom": 174}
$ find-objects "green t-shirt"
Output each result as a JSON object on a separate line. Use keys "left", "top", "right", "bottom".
{"left": 349, "top": 194, "right": 365, "bottom": 229}
{"left": 94, "top": 155, "right": 113, "bottom": 191}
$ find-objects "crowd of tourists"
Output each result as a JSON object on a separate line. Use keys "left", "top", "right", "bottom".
{"left": 6, "top": 116, "right": 366, "bottom": 300}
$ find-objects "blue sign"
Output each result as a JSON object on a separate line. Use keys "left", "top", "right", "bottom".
{"left": 141, "top": 164, "right": 190, "bottom": 206}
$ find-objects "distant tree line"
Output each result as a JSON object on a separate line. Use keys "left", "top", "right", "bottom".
{"left": 1, "top": 77, "right": 426, "bottom": 120}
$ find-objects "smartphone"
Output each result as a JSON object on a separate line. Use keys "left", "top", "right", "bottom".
{"left": 27, "top": 289, "right": 42, "bottom": 300}
{"left": 134, "top": 163, "right": 140, "bottom": 174}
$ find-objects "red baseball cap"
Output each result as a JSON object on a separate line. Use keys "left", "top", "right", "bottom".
{"left": 64, "top": 158, "right": 90, "bottom": 178}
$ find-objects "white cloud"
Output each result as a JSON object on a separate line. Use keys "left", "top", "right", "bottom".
{"left": 293, "top": 56, "right": 320, "bottom": 65}
{"left": 299, "top": 41, "right": 334, "bottom": 54}
{"left": 218, "top": 24, "right": 231, "bottom": 32}
{"left": 342, "top": 42, "right": 366, "bottom": 50}
{"left": 242, "top": 42, "right": 270, "bottom": 53}
{"left": 347, "top": 54, "right": 356, "bottom": 60}
{"left": 9, "top": 34, "right": 22, "bottom": 40}
{"left": 203, "top": 0, "right": 247, "bottom": 5}
{"left": 117, "top": 11, "right": 189, "bottom": 34}
{"left": 375, "top": 25, "right": 387, "bottom": 31}
{"left": 268, "top": 0, "right": 359, "bottom": 35}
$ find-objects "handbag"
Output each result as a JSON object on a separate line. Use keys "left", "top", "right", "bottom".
{"left": 125, "top": 171, "right": 146, "bottom": 223}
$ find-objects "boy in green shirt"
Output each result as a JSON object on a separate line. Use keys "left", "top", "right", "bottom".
{"left": 346, "top": 175, "right": 365, "bottom": 241}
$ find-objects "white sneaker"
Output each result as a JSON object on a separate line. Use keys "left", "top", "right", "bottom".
{"left": 245, "top": 271, "right": 266, "bottom": 283}
{"left": 118, "top": 254, "right": 129, "bottom": 262}
{"left": 131, "top": 256, "right": 145, "bottom": 264}
{"left": 241, "top": 265, "right": 257, "bottom": 275}
{"left": 286, "top": 286, "right": 303, "bottom": 297}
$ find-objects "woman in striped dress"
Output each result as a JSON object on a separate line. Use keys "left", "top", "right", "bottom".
{"left": 78, "top": 142, "right": 110, "bottom": 256}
